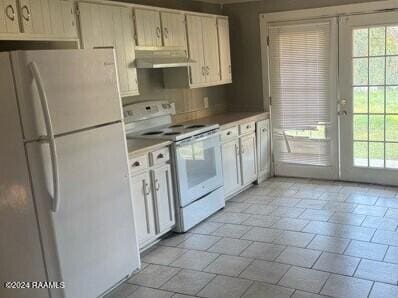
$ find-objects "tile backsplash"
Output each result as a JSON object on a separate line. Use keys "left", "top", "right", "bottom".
{"left": 122, "top": 69, "right": 228, "bottom": 123}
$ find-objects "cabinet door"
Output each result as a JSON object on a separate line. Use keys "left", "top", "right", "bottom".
{"left": 240, "top": 133, "right": 258, "bottom": 185}
{"left": 19, "top": 0, "right": 51, "bottom": 34}
{"left": 60, "top": 0, "right": 77, "bottom": 38}
{"left": 222, "top": 139, "right": 241, "bottom": 197}
{"left": 257, "top": 121, "right": 270, "bottom": 177}
{"left": 186, "top": 14, "right": 206, "bottom": 85}
{"left": 151, "top": 164, "right": 175, "bottom": 234}
{"left": 112, "top": 6, "right": 138, "bottom": 96}
{"left": 217, "top": 17, "right": 232, "bottom": 82}
{"left": 161, "top": 11, "right": 186, "bottom": 49}
{"left": 78, "top": 2, "right": 103, "bottom": 48}
{"left": 48, "top": 0, "right": 62, "bottom": 35}
{"left": 131, "top": 172, "right": 156, "bottom": 247}
{"left": 134, "top": 8, "right": 162, "bottom": 47}
{"left": 0, "top": 0, "right": 20, "bottom": 33}
{"left": 202, "top": 16, "right": 220, "bottom": 83}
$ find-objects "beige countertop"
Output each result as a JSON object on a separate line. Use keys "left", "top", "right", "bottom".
{"left": 180, "top": 112, "right": 269, "bottom": 130}
{"left": 127, "top": 138, "right": 172, "bottom": 157}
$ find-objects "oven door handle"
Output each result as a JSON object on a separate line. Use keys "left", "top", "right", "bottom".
{"left": 176, "top": 131, "right": 219, "bottom": 147}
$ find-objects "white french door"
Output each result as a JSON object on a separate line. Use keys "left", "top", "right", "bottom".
{"left": 339, "top": 11, "right": 398, "bottom": 186}
{"left": 268, "top": 18, "right": 339, "bottom": 179}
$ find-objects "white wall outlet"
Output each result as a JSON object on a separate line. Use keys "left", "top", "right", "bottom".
{"left": 203, "top": 97, "right": 209, "bottom": 109}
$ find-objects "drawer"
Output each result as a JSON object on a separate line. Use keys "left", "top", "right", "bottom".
{"left": 221, "top": 126, "right": 239, "bottom": 142}
{"left": 129, "top": 154, "right": 149, "bottom": 173}
{"left": 239, "top": 121, "right": 255, "bottom": 135}
{"left": 150, "top": 147, "right": 170, "bottom": 166}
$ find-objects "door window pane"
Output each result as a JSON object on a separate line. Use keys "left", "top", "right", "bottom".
{"left": 353, "top": 28, "right": 368, "bottom": 57}
{"left": 353, "top": 58, "right": 368, "bottom": 85}
{"left": 354, "top": 115, "right": 368, "bottom": 141}
{"left": 386, "top": 143, "right": 398, "bottom": 168}
{"left": 353, "top": 87, "right": 368, "bottom": 113}
{"left": 369, "top": 27, "right": 385, "bottom": 56}
{"left": 369, "top": 57, "right": 385, "bottom": 85}
{"left": 386, "top": 86, "right": 398, "bottom": 113}
{"left": 387, "top": 26, "right": 398, "bottom": 55}
{"left": 354, "top": 141, "right": 368, "bottom": 167}
{"left": 369, "top": 142, "right": 384, "bottom": 168}
{"left": 386, "top": 115, "right": 398, "bottom": 141}
{"left": 369, "top": 87, "right": 384, "bottom": 113}
{"left": 369, "top": 115, "right": 384, "bottom": 141}
{"left": 387, "top": 56, "right": 398, "bottom": 84}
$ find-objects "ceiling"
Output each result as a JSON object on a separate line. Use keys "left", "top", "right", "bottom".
{"left": 198, "top": 0, "right": 260, "bottom": 4}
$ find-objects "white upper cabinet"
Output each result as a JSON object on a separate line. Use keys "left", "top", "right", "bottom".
{"left": 160, "top": 11, "right": 186, "bottom": 49}
{"left": 217, "top": 17, "right": 232, "bottom": 83}
{"left": 186, "top": 14, "right": 206, "bottom": 86}
{"left": 78, "top": 2, "right": 139, "bottom": 97}
{"left": 0, "top": 0, "right": 20, "bottom": 33}
{"left": 202, "top": 16, "right": 220, "bottom": 83}
{"left": 19, "top": 0, "right": 51, "bottom": 34}
{"left": 0, "top": 0, "right": 77, "bottom": 39}
{"left": 134, "top": 8, "right": 162, "bottom": 47}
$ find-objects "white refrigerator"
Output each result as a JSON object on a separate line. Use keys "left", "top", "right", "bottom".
{"left": 0, "top": 49, "right": 140, "bottom": 298}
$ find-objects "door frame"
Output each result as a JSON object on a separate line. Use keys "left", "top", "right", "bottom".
{"left": 260, "top": 0, "right": 398, "bottom": 182}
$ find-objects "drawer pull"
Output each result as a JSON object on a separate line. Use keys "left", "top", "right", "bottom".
{"left": 157, "top": 153, "right": 164, "bottom": 159}
{"left": 132, "top": 161, "right": 141, "bottom": 167}
{"left": 246, "top": 125, "right": 251, "bottom": 129}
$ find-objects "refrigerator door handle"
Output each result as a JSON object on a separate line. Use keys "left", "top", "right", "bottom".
{"left": 30, "top": 62, "right": 60, "bottom": 212}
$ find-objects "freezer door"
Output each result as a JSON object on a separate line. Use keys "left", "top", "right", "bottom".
{"left": 26, "top": 123, "right": 140, "bottom": 298}
{"left": 12, "top": 49, "right": 123, "bottom": 141}
{"left": 0, "top": 53, "right": 49, "bottom": 298}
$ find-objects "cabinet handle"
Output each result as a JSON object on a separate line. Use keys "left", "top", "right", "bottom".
{"left": 155, "top": 179, "right": 160, "bottom": 191}
{"left": 145, "top": 182, "right": 151, "bottom": 195}
{"left": 201, "top": 66, "right": 206, "bottom": 76}
{"left": 5, "top": 4, "right": 15, "bottom": 21}
{"left": 206, "top": 66, "right": 210, "bottom": 75}
{"left": 247, "top": 125, "right": 251, "bottom": 129}
{"left": 164, "top": 27, "right": 169, "bottom": 39}
{"left": 21, "top": 5, "right": 31, "bottom": 22}
{"left": 156, "top": 26, "right": 161, "bottom": 38}
{"left": 166, "top": 169, "right": 173, "bottom": 221}
{"left": 227, "top": 131, "right": 231, "bottom": 136}
{"left": 142, "top": 181, "right": 151, "bottom": 234}
{"left": 157, "top": 153, "right": 164, "bottom": 159}
{"left": 262, "top": 128, "right": 266, "bottom": 133}
{"left": 132, "top": 161, "right": 141, "bottom": 167}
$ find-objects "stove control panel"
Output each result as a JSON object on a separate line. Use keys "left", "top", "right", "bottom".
{"left": 123, "top": 100, "right": 175, "bottom": 122}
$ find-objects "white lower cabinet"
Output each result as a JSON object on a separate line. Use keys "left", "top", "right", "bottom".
{"left": 222, "top": 120, "right": 269, "bottom": 200}
{"left": 130, "top": 148, "right": 175, "bottom": 249}
{"left": 240, "top": 133, "right": 258, "bottom": 186}
{"left": 257, "top": 119, "right": 271, "bottom": 183}
{"left": 131, "top": 171, "right": 156, "bottom": 246}
{"left": 151, "top": 164, "right": 175, "bottom": 234}
{"left": 222, "top": 139, "right": 241, "bottom": 197}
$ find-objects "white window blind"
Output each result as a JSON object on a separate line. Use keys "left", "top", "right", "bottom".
{"left": 269, "top": 21, "right": 334, "bottom": 167}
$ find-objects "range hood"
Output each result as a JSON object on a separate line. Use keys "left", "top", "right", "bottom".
{"left": 135, "top": 49, "right": 195, "bottom": 69}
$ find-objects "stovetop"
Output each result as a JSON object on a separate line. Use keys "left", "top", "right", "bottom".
{"left": 126, "top": 123, "right": 219, "bottom": 142}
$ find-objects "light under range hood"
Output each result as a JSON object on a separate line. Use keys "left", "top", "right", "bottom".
{"left": 135, "top": 49, "right": 195, "bottom": 69}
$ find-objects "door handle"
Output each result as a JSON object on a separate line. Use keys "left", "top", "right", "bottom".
{"left": 30, "top": 62, "right": 60, "bottom": 213}
{"left": 338, "top": 111, "right": 348, "bottom": 116}
{"left": 339, "top": 99, "right": 348, "bottom": 105}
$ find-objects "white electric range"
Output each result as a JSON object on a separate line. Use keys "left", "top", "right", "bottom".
{"left": 124, "top": 101, "right": 225, "bottom": 232}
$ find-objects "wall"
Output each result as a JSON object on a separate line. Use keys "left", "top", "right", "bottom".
{"left": 223, "top": 0, "right": 382, "bottom": 112}
{"left": 113, "top": 0, "right": 228, "bottom": 122}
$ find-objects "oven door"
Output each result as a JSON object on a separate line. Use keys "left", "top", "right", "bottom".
{"left": 174, "top": 131, "right": 223, "bottom": 207}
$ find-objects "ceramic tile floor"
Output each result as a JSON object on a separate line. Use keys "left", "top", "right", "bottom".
{"left": 106, "top": 177, "right": 398, "bottom": 298}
